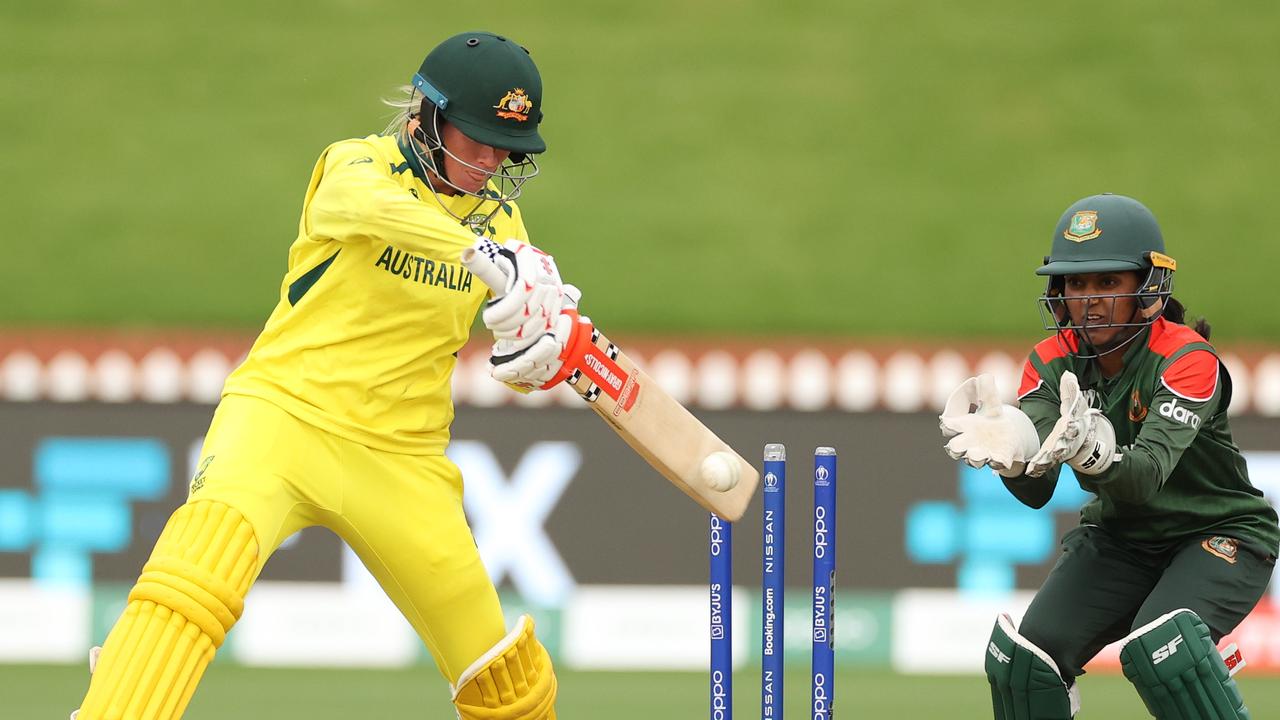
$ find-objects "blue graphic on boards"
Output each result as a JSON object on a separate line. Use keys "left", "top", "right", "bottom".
{"left": 906, "top": 465, "right": 1090, "bottom": 592}
{"left": 0, "top": 438, "right": 169, "bottom": 583}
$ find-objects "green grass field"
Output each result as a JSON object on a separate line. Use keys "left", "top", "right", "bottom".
{"left": 2, "top": 1, "right": 1278, "bottom": 340}
{"left": 12, "top": 664, "right": 1280, "bottom": 717}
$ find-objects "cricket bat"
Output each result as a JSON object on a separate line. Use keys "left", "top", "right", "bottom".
{"left": 461, "top": 239, "right": 760, "bottom": 521}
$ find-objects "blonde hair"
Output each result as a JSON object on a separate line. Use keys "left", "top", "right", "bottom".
{"left": 375, "top": 83, "right": 541, "bottom": 224}
{"left": 381, "top": 85, "right": 419, "bottom": 140}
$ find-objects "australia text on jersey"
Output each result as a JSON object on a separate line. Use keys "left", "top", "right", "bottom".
{"left": 374, "top": 245, "right": 474, "bottom": 292}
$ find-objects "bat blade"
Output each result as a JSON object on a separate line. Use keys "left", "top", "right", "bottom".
{"left": 461, "top": 239, "right": 759, "bottom": 520}
{"left": 566, "top": 328, "right": 759, "bottom": 521}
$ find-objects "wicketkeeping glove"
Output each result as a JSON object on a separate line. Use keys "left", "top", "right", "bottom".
{"left": 939, "top": 374, "right": 1041, "bottom": 477}
{"left": 1025, "top": 371, "right": 1118, "bottom": 477}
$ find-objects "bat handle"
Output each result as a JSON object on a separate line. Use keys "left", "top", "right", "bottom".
{"left": 460, "top": 239, "right": 513, "bottom": 299}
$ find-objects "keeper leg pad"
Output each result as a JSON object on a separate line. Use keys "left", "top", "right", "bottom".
{"left": 452, "top": 614, "right": 557, "bottom": 720}
{"left": 986, "top": 613, "right": 1080, "bottom": 720}
{"left": 1119, "top": 609, "right": 1249, "bottom": 720}
{"left": 77, "top": 501, "right": 259, "bottom": 720}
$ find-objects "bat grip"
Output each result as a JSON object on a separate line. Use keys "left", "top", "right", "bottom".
{"left": 538, "top": 309, "right": 593, "bottom": 390}
{"left": 460, "top": 240, "right": 513, "bottom": 299}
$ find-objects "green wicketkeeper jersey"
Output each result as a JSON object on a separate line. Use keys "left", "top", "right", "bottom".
{"left": 1006, "top": 318, "right": 1279, "bottom": 554}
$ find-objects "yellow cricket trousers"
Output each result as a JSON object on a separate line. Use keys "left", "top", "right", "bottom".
{"left": 78, "top": 393, "right": 506, "bottom": 719}
{"left": 191, "top": 393, "right": 507, "bottom": 680}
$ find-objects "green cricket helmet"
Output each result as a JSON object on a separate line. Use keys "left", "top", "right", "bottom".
{"left": 405, "top": 31, "right": 544, "bottom": 224}
{"left": 413, "top": 31, "right": 545, "bottom": 156}
{"left": 1036, "top": 194, "right": 1178, "bottom": 356}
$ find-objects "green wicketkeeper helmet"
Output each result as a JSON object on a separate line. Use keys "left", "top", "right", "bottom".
{"left": 1036, "top": 194, "right": 1178, "bottom": 356}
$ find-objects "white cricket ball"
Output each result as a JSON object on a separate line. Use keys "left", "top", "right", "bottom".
{"left": 700, "top": 451, "right": 741, "bottom": 492}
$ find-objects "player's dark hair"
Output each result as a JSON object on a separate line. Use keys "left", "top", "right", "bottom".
{"left": 1163, "top": 296, "right": 1211, "bottom": 339}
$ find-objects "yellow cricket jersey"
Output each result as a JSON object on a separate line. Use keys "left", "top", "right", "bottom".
{"left": 222, "top": 134, "right": 529, "bottom": 454}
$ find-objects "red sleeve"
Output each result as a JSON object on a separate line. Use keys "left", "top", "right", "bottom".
{"left": 1160, "top": 350, "right": 1218, "bottom": 402}
{"left": 1017, "top": 359, "right": 1043, "bottom": 399}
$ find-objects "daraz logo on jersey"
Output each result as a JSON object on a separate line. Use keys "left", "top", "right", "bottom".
{"left": 1158, "top": 398, "right": 1201, "bottom": 428}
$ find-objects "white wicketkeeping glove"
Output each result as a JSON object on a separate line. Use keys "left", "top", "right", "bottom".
{"left": 479, "top": 239, "right": 569, "bottom": 351}
{"left": 489, "top": 286, "right": 583, "bottom": 391}
{"left": 1025, "top": 371, "right": 1118, "bottom": 477}
{"left": 939, "top": 374, "right": 1041, "bottom": 477}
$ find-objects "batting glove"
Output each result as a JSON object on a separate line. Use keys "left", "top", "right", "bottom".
{"left": 489, "top": 286, "right": 583, "bottom": 391}
{"left": 479, "top": 240, "right": 569, "bottom": 351}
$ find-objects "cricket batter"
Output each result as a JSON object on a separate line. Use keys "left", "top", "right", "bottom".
{"left": 74, "top": 31, "right": 578, "bottom": 719}
{"left": 939, "top": 194, "right": 1278, "bottom": 719}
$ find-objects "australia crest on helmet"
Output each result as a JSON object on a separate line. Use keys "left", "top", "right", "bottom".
{"left": 494, "top": 88, "right": 534, "bottom": 121}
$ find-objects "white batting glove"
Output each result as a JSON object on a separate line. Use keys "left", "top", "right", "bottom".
{"left": 489, "top": 287, "right": 583, "bottom": 391}
{"left": 1025, "top": 372, "right": 1118, "bottom": 477}
{"left": 479, "top": 240, "right": 568, "bottom": 350}
{"left": 939, "top": 374, "right": 1041, "bottom": 477}
{"left": 490, "top": 313, "right": 582, "bottom": 390}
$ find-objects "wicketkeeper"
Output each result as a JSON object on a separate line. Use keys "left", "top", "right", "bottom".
{"left": 73, "top": 31, "right": 581, "bottom": 720}
{"left": 939, "top": 193, "right": 1278, "bottom": 719}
